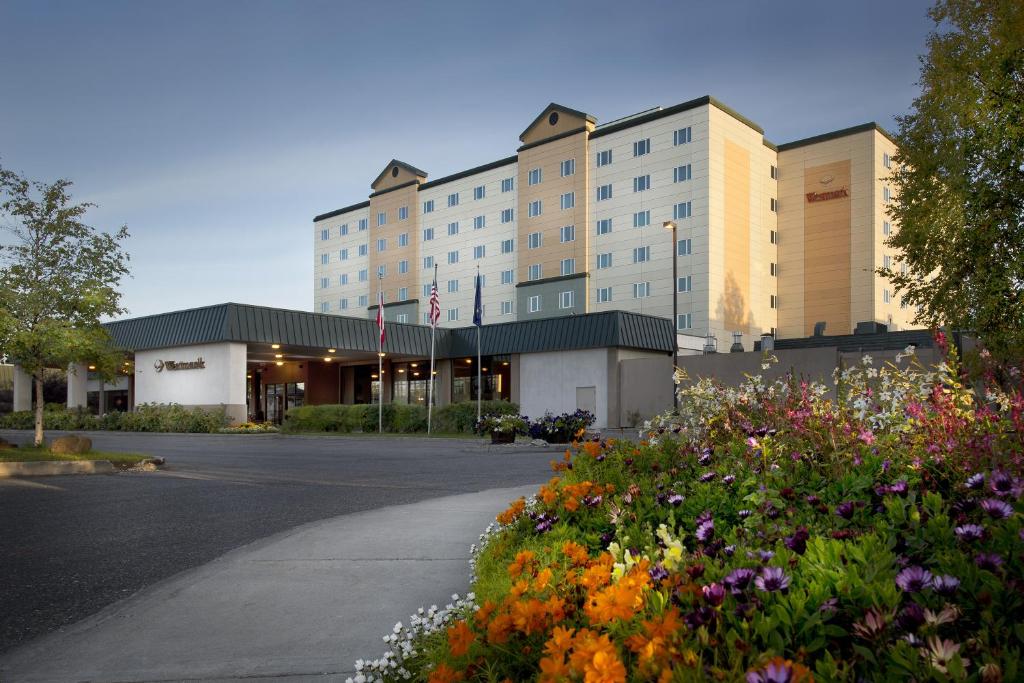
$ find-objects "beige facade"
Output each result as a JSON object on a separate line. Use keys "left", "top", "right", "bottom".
{"left": 314, "top": 96, "right": 912, "bottom": 349}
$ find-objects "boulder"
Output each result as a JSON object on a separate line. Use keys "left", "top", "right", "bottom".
{"left": 49, "top": 435, "right": 92, "bottom": 455}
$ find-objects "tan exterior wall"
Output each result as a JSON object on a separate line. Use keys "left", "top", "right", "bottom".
{"left": 521, "top": 109, "right": 593, "bottom": 146}
{"left": 369, "top": 183, "right": 420, "bottom": 311}
{"left": 803, "top": 159, "right": 853, "bottom": 336}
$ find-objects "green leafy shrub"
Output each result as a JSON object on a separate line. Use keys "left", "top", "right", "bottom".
{"left": 0, "top": 403, "right": 228, "bottom": 432}
{"left": 434, "top": 400, "right": 519, "bottom": 434}
{"left": 392, "top": 404, "right": 428, "bottom": 433}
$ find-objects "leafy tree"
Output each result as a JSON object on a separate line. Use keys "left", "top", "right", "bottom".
{"left": 883, "top": 0, "right": 1024, "bottom": 360}
{"left": 0, "top": 165, "right": 130, "bottom": 445}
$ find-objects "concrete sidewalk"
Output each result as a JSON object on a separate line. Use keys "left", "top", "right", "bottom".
{"left": 0, "top": 484, "right": 537, "bottom": 682}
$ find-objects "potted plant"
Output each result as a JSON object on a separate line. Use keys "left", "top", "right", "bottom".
{"left": 475, "top": 413, "right": 528, "bottom": 444}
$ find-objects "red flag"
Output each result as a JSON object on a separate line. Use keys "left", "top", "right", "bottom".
{"left": 428, "top": 273, "right": 441, "bottom": 328}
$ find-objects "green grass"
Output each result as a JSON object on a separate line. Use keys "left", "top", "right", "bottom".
{"left": 0, "top": 446, "right": 150, "bottom": 467}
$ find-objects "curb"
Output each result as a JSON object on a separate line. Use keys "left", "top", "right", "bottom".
{"left": 0, "top": 460, "right": 116, "bottom": 478}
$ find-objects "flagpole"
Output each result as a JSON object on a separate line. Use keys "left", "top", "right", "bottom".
{"left": 476, "top": 266, "right": 481, "bottom": 425}
{"left": 377, "top": 273, "right": 383, "bottom": 435}
{"left": 427, "top": 264, "right": 438, "bottom": 435}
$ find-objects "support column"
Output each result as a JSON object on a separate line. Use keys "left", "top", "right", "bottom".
{"left": 13, "top": 365, "right": 32, "bottom": 412}
{"left": 67, "top": 363, "right": 88, "bottom": 410}
{"left": 437, "top": 359, "right": 453, "bottom": 407}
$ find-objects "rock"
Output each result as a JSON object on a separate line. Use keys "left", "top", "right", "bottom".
{"left": 529, "top": 439, "right": 549, "bottom": 447}
{"left": 49, "top": 435, "right": 92, "bottom": 455}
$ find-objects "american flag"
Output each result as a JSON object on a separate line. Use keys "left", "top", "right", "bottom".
{"left": 428, "top": 269, "right": 441, "bottom": 328}
{"left": 376, "top": 288, "right": 386, "bottom": 348}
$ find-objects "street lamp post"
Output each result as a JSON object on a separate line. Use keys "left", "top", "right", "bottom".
{"left": 663, "top": 220, "right": 679, "bottom": 412}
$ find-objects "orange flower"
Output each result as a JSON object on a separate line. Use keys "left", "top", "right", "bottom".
{"left": 446, "top": 620, "right": 475, "bottom": 658}
{"left": 544, "top": 625, "right": 576, "bottom": 658}
{"left": 497, "top": 497, "right": 526, "bottom": 525}
{"left": 584, "top": 566, "right": 649, "bottom": 624}
{"left": 486, "top": 613, "right": 514, "bottom": 644}
{"left": 540, "top": 485, "right": 559, "bottom": 506}
{"left": 509, "top": 579, "right": 531, "bottom": 598}
{"left": 568, "top": 630, "right": 624, "bottom": 683}
{"left": 533, "top": 567, "right": 554, "bottom": 591}
{"left": 564, "top": 497, "right": 580, "bottom": 512}
{"left": 544, "top": 595, "right": 566, "bottom": 622}
{"left": 585, "top": 649, "right": 627, "bottom": 683}
{"left": 510, "top": 598, "right": 548, "bottom": 635}
{"left": 508, "top": 550, "right": 536, "bottom": 578}
{"left": 427, "top": 663, "right": 464, "bottom": 683}
{"left": 474, "top": 600, "right": 496, "bottom": 628}
{"left": 582, "top": 441, "right": 602, "bottom": 459}
{"left": 539, "top": 654, "right": 569, "bottom": 683}
{"left": 562, "top": 540, "right": 590, "bottom": 567}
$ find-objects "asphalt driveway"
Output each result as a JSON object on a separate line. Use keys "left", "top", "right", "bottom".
{"left": 0, "top": 430, "right": 553, "bottom": 654}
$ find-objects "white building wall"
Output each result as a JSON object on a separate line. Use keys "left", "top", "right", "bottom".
{"left": 314, "top": 204, "right": 371, "bottom": 315}
{"left": 134, "top": 342, "right": 247, "bottom": 423}
{"left": 519, "top": 347, "right": 609, "bottom": 428}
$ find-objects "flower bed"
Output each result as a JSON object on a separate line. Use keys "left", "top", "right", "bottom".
{"left": 348, "top": 343, "right": 1024, "bottom": 682}
{"left": 528, "top": 410, "right": 596, "bottom": 444}
{"left": 218, "top": 421, "right": 279, "bottom": 434}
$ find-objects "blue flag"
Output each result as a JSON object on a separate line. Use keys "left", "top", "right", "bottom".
{"left": 473, "top": 270, "right": 483, "bottom": 327}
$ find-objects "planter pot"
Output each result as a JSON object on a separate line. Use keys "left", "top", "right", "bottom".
{"left": 491, "top": 431, "right": 516, "bottom": 444}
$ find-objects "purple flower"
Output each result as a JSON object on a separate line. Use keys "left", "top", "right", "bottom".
{"left": 805, "top": 495, "right": 820, "bottom": 505}
{"left": 764, "top": 503, "right": 780, "bottom": 519}
{"left": 896, "top": 603, "right": 926, "bottom": 632}
{"left": 955, "top": 524, "right": 985, "bottom": 542}
{"left": 975, "top": 552, "right": 1004, "bottom": 571}
{"left": 932, "top": 574, "right": 960, "bottom": 597}
{"left": 746, "top": 660, "right": 796, "bottom": 683}
{"left": 876, "top": 480, "right": 909, "bottom": 496}
{"left": 784, "top": 526, "right": 810, "bottom": 555}
{"left": 818, "top": 597, "right": 839, "bottom": 614}
{"left": 648, "top": 563, "right": 669, "bottom": 583}
{"left": 980, "top": 498, "right": 1013, "bottom": 520}
{"left": 835, "top": 501, "right": 855, "bottom": 520}
{"left": 699, "top": 471, "right": 717, "bottom": 483}
{"left": 667, "top": 493, "right": 684, "bottom": 507}
{"left": 990, "top": 470, "right": 1018, "bottom": 497}
{"left": 758, "top": 550, "right": 775, "bottom": 563}
{"left": 723, "top": 567, "right": 757, "bottom": 594}
{"left": 895, "top": 566, "right": 934, "bottom": 592}
{"left": 965, "top": 473, "right": 985, "bottom": 489}
{"left": 723, "top": 544, "right": 736, "bottom": 557}
{"left": 723, "top": 475, "right": 736, "bottom": 485}
{"left": 696, "top": 519, "right": 715, "bottom": 543}
{"left": 697, "top": 452, "right": 712, "bottom": 466}
{"left": 738, "top": 509, "right": 753, "bottom": 519}
{"left": 754, "top": 566, "right": 790, "bottom": 593}
{"left": 702, "top": 582, "right": 726, "bottom": 606}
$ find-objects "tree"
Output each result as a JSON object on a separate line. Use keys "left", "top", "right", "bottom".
{"left": 883, "top": 0, "right": 1024, "bottom": 360}
{"left": 0, "top": 165, "right": 130, "bottom": 446}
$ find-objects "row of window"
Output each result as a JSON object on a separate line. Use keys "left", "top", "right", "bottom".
{"left": 320, "top": 218, "right": 369, "bottom": 241}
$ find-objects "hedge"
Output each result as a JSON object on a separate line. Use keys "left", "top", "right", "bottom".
{"left": 0, "top": 403, "right": 229, "bottom": 433}
{"left": 280, "top": 400, "right": 518, "bottom": 434}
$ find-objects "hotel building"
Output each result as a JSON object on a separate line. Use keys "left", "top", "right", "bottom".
{"left": 313, "top": 96, "right": 911, "bottom": 349}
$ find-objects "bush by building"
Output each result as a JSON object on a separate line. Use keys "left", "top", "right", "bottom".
{"left": 0, "top": 403, "right": 229, "bottom": 433}
{"left": 280, "top": 400, "right": 519, "bottom": 434}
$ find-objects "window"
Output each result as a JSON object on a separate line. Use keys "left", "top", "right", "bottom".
{"left": 596, "top": 287, "right": 612, "bottom": 303}
{"left": 423, "top": 227, "right": 435, "bottom": 241}
{"left": 883, "top": 152, "right": 891, "bottom": 169}
{"left": 501, "top": 300, "right": 513, "bottom": 315}
{"left": 423, "top": 255, "right": 434, "bottom": 269}
{"left": 883, "top": 255, "right": 892, "bottom": 269}
{"left": 770, "top": 295, "right": 778, "bottom": 309}
{"left": 340, "top": 273, "right": 349, "bottom": 285}
{"left": 358, "top": 218, "right": 368, "bottom": 231}
{"left": 358, "top": 244, "right": 368, "bottom": 256}
{"left": 596, "top": 149, "right": 613, "bottom": 167}
{"left": 678, "top": 238, "right": 692, "bottom": 256}
{"left": 398, "top": 232, "right": 409, "bottom": 247}
{"left": 447, "top": 222, "right": 459, "bottom": 236}
{"left": 340, "top": 298, "right": 348, "bottom": 310}
{"left": 528, "top": 200, "right": 542, "bottom": 217}
{"left": 501, "top": 238, "right": 514, "bottom": 253}
{"left": 501, "top": 208, "right": 514, "bottom": 223}
{"left": 447, "top": 308, "right": 459, "bottom": 322}
{"left": 528, "top": 295, "right": 541, "bottom": 313}
{"left": 447, "top": 193, "right": 459, "bottom": 207}
{"left": 528, "top": 168, "right": 542, "bottom": 185}
{"left": 633, "top": 138, "right": 651, "bottom": 156}
{"left": 422, "top": 312, "right": 430, "bottom": 324}
{"left": 596, "top": 218, "right": 612, "bottom": 235}
{"left": 396, "top": 313, "right": 409, "bottom": 323}
{"left": 560, "top": 159, "right": 575, "bottom": 177}
{"left": 321, "top": 301, "right": 329, "bottom": 313}
{"left": 560, "top": 258, "right": 576, "bottom": 276}
{"left": 633, "top": 282, "right": 651, "bottom": 298}
{"left": 677, "top": 313, "right": 693, "bottom": 330}
{"left": 501, "top": 269, "right": 513, "bottom": 285}
{"left": 321, "top": 253, "right": 329, "bottom": 265}
{"left": 596, "top": 252, "right": 612, "bottom": 269}
{"left": 377, "top": 264, "right": 387, "bottom": 278}
{"left": 448, "top": 279, "right": 459, "bottom": 293}
{"left": 883, "top": 221, "right": 891, "bottom": 236}
{"left": 633, "top": 246, "right": 650, "bottom": 263}
{"left": 448, "top": 250, "right": 459, "bottom": 264}
{"left": 633, "top": 210, "right": 651, "bottom": 227}
{"left": 673, "top": 127, "right": 692, "bottom": 145}
{"left": 901, "top": 297, "right": 908, "bottom": 310}
{"left": 398, "top": 260, "right": 409, "bottom": 274}
{"left": 560, "top": 224, "right": 575, "bottom": 243}
{"left": 398, "top": 287, "right": 408, "bottom": 301}
{"left": 770, "top": 165, "right": 778, "bottom": 180}
{"left": 770, "top": 262, "right": 777, "bottom": 277}
{"left": 423, "top": 284, "right": 431, "bottom": 297}
{"left": 423, "top": 199, "right": 435, "bottom": 214}
{"left": 501, "top": 177, "right": 514, "bottom": 193}
{"left": 358, "top": 269, "right": 368, "bottom": 282}
{"left": 528, "top": 232, "right": 543, "bottom": 249}
{"left": 320, "top": 228, "right": 329, "bottom": 241}
{"left": 474, "top": 244, "right": 486, "bottom": 259}
{"left": 595, "top": 184, "right": 613, "bottom": 202}
{"left": 883, "top": 187, "right": 892, "bottom": 203}
{"left": 528, "top": 264, "right": 542, "bottom": 281}
{"left": 770, "top": 198, "right": 778, "bottom": 213}
{"left": 473, "top": 215, "right": 485, "bottom": 230}
{"left": 474, "top": 185, "right": 485, "bottom": 200}
{"left": 633, "top": 175, "right": 650, "bottom": 192}
{"left": 900, "top": 263, "right": 908, "bottom": 275}
{"left": 340, "top": 223, "right": 349, "bottom": 236}
{"left": 320, "top": 277, "right": 329, "bottom": 289}
{"left": 673, "top": 164, "right": 692, "bottom": 183}
{"left": 677, "top": 275, "right": 692, "bottom": 292}
{"left": 398, "top": 206, "right": 409, "bottom": 220}
{"left": 560, "top": 192, "right": 575, "bottom": 210}
{"left": 770, "top": 230, "right": 777, "bottom": 244}
{"left": 559, "top": 291, "right": 574, "bottom": 309}
{"left": 377, "top": 211, "right": 386, "bottom": 226}
{"left": 340, "top": 248, "right": 349, "bottom": 261}
{"left": 883, "top": 289, "right": 891, "bottom": 304}
{"left": 358, "top": 294, "right": 368, "bottom": 307}
{"left": 673, "top": 202, "right": 692, "bottom": 220}
{"left": 377, "top": 238, "right": 387, "bottom": 252}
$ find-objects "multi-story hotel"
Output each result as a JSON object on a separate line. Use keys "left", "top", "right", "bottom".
{"left": 313, "top": 95, "right": 911, "bottom": 350}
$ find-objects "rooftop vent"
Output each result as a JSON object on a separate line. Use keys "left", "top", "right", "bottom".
{"left": 813, "top": 322, "right": 827, "bottom": 337}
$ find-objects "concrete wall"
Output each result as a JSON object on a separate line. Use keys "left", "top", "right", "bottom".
{"left": 617, "top": 353, "right": 674, "bottom": 427}
{"left": 519, "top": 347, "right": 610, "bottom": 428}
{"left": 677, "top": 347, "right": 837, "bottom": 389}
{"left": 135, "top": 342, "right": 247, "bottom": 423}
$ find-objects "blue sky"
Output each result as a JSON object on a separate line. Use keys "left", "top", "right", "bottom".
{"left": 0, "top": 0, "right": 934, "bottom": 319}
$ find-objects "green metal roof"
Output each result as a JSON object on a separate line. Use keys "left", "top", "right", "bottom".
{"left": 103, "top": 304, "right": 674, "bottom": 358}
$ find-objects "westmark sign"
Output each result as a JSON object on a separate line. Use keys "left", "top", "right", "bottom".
{"left": 154, "top": 358, "right": 206, "bottom": 372}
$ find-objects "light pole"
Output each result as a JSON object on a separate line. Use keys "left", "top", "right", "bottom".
{"left": 663, "top": 220, "right": 679, "bottom": 412}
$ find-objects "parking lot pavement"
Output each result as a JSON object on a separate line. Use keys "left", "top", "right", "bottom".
{"left": 0, "top": 430, "right": 553, "bottom": 654}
